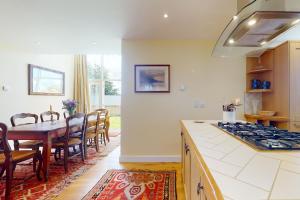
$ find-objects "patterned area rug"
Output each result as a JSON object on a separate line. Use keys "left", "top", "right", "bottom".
{"left": 83, "top": 170, "right": 177, "bottom": 200}
{"left": 0, "top": 136, "right": 120, "bottom": 200}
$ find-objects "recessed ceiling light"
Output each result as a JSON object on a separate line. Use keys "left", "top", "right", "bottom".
{"left": 233, "top": 16, "right": 238, "bottom": 20}
{"left": 92, "top": 42, "right": 97, "bottom": 45}
{"left": 260, "top": 41, "right": 267, "bottom": 46}
{"left": 164, "top": 13, "right": 168, "bottom": 19}
{"left": 292, "top": 19, "right": 300, "bottom": 25}
{"left": 248, "top": 19, "right": 257, "bottom": 26}
{"left": 228, "top": 38, "right": 235, "bottom": 44}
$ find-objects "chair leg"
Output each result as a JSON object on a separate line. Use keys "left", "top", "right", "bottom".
{"left": 103, "top": 133, "right": 106, "bottom": 146}
{"left": 73, "top": 146, "right": 76, "bottom": 153}
{"left": 84, "top": 138, "right": 87, "bottom": 159}
{"left": 95, "top": 135, "right": 99, "bottom": 152}
{"left": 54, "top": 148, "right": 59, "bottom": 161}
{"left": 35, "top": 152, "right": 43, "bottom": 181}
{"left": 79, "top": 144, "right": 84, "bottom": 161}
{"left": 0, "top": 166, "right": 5, "bottom": 177}
{"left": 59, "top": 148, "right": 62, "bottom": 159}
{"left": 64, "top": 146, "right": 68, "bottom": 173}
{"left": 32, "top": 147, "right": 38, "bottom": 172}
{"left": 5, "top": 162, "right": 13, "bottom": 200}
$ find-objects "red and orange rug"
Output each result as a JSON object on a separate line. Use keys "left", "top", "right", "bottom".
{"left": 83, "top": 170, "right": 177, "bottom": 200}
{"left": 0, "top": 136, "right": 120, "bottom": 200}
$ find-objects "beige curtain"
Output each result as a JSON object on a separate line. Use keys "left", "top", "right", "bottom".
{"left": 74, "top": 55, "right": 90, "bottom": 113}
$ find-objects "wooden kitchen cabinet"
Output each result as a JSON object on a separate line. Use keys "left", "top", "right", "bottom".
{"left": 245, "top": 41, "right": 300, "bottom": 131}
{"left": 290, "top": 42, "right": 300, "bottom": 131}
{"left": 181, "top": 131, "right": 222, "bottom": 200}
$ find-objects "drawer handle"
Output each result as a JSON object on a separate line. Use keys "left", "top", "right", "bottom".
{"left": 197, "top": 182, "right": 204, "bottom": 195}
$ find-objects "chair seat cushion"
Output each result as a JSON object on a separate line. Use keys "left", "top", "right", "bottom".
{"left": 52, "top": 138, "right": 82, "bottom": 147}
{"left": 0, "top": 150, "right": 37, "bottom": 164}
{"left": 19, "top": 140, "right": 43, "bottom": 148}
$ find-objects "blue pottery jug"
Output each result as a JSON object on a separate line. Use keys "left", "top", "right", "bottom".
{"left": 262, "top": 81, "right": 271, "bottom": 89}
{"left": 251, "top": 79, "right": 261, "bottom": 89}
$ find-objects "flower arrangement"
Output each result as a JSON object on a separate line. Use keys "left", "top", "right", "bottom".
{"left": 62, "top": 99, "right": 78, "bottom": 116}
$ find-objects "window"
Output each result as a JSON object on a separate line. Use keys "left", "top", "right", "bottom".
{"left": 87, "top": 55, "right": 121, "bottom": 116}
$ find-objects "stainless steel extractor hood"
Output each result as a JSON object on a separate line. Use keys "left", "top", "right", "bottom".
{"left": 212, "top": 0, "right": 300, "bottom": 57}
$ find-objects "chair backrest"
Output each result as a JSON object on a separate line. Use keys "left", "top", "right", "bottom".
{"left": 95, "top": 109, "right": 108, "bottom": 129}
{"left": 63, "top": 111, "right": 77, "bottom": 119}
{"left": 85, "top": 111, "right": 100, "bottom": 135}
{"left": 65, "top": 113, "right": 86, "bottom": 141}
{"left": 40, "top": 111, "right": 60, "bottom": 122}
{"left": 10, "top": 113, "right": 38, "bottom": 127}
{"left": 0, "top": 123, "right": 11, "bottom": 157}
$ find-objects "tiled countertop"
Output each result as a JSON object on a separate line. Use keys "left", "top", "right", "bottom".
{"left": 181, "top": 120, "right": 300, "bottom": 200}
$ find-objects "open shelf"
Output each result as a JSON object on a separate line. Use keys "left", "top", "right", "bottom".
{"left": 247, "top": 89, "right": 272, "bottom": 93}
{"left": 247, "top": 68, "right": 272, "bottom": 74}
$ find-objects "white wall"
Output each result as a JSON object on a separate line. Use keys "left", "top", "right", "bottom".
{"left": 121, "top": 40, "right": 245, "bottom": 162}
{"left": 0, "top": 51, "right": 74, "bottom": 124}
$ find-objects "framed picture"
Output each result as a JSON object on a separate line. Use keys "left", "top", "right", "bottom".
{"left": 135, "top": 64, "right": 170, "bottom": 93}
{"left": 28, "top": 64, "right": 65, "bottom": 96}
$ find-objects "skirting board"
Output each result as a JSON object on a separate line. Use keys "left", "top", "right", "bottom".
{"left": 119, "top": 155, "right": 181, "bottom": 163}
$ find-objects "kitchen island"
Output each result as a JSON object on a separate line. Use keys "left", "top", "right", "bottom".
{"left": 181, "top": 120, "right": 300, "bottom": 200}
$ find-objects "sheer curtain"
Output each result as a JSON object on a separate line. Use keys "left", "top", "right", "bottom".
{"left": 74, "top": 55, "right": 90, "bottom": 113}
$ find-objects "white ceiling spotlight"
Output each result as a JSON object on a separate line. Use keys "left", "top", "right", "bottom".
{"left": 260, "top": 41, "right": 267, "bottom": 46}
{"left": 233, "top": 15, "right": 238, "bottom": 21}
{"left": 163, "top": 13, "right": 168, "bottom": 19}
{"left": 228, "top": 38, "right": 235, "bottom": 44}
{"left": 248, "top": 19, "right": 257, "bottom": 26}
{"left": 292, "top": 19, "right": 300, "bottom": 25}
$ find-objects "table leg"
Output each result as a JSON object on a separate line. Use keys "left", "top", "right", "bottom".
{"left": 42, "top": 134, "right": 51, "bottom": 181}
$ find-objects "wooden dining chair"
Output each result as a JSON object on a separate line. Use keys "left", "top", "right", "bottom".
{"left": 10, "top": 113, "right": 42, "bottom": 171}
{"left": 84, "top": 111, "right": 100, "bottom": 158}
{"left": 95, "top": 108, "right": 110, "bottom": 144}
{"left": 52, "top": 113, "right": 86, "bottom": 173}
{"left": 0, "top": 122, "right": 43, "bottom": 200}
{"left": 40, "top": 111, "right": 60, "bottom": 122}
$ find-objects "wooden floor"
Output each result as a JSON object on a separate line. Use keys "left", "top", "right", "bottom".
{"left": 55, "top": 146, "right": 185, "bottom": 200}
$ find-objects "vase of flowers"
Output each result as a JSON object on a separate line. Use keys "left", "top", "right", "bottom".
{"left": 62, "top": 99, "right": 78, "bottom": 116}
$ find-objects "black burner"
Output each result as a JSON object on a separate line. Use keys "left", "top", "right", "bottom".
{"left": 217, "top": 122, "right": 300, "bottom": 150}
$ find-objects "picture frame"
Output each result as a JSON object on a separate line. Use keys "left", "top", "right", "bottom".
{"left": 28, "top": 64, "right": 65, "bottom": 96}
{"left": 134, "top": 64, "right": 170, "bottom": 93}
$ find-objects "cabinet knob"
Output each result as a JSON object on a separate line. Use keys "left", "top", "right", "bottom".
{"left": 197, "top": 182, "right": 204, "bottom": 195}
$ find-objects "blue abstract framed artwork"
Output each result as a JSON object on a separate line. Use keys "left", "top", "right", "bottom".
{"left": 134, "top": 64, "right": 170, "bottom": 93}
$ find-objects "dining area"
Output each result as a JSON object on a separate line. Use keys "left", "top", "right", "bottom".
{"left": 0, "top": 105, "right": 111, "bottom": 200}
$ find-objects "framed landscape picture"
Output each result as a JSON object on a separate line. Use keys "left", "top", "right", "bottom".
{"left": 28, "top": 64, "right": 65, "bottom": 96}
{"left": 135, "top": 64, "right": 170, "bottom": 93}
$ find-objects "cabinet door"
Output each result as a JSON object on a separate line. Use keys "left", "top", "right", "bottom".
{"left": 190, "top": 151, "right": 202, "bottom": 200}
{"left": 183, "top": 136, "right": 191, "bottom": 200}
{"left": 290, "top": 42, "right": 300, "bottom": 123}
{"left": 191, "top": 150, "right": 219, "bottom": 200}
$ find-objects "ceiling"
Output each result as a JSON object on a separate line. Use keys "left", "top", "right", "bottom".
{"left": 0, "top": 0, "right": 237, "bottom": 53}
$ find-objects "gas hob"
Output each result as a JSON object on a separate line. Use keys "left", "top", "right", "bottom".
{"left": 217, "top": 122, "right": 300, "bottom": 150}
